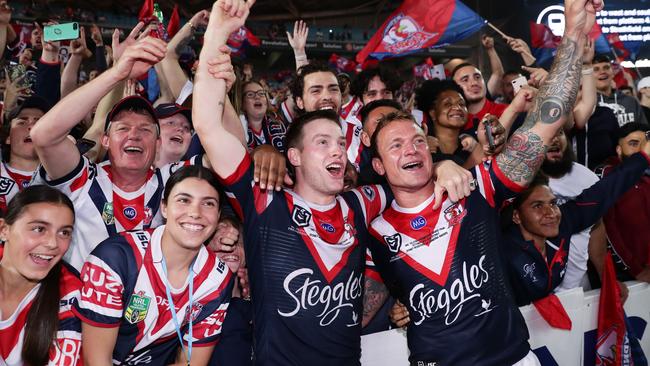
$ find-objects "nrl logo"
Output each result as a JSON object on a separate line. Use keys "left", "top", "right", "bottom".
{"left": 384, "top": 233, "right": 402, "bottom": 253}
{"left": 292, "top": 205, "right": 312, "bottom": 227}
{"left": 381, "top": 14, "right": 437, "bottom": 54}
{"left": 124, "top": 291, "right": 151, "bottom": 324}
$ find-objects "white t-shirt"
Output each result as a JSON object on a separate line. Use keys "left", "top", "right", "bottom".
{"left": 548, "top": 162, "right": 600, "bottom": 291}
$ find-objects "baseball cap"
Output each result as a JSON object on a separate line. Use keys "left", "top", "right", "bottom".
{"left": 637, "top": 77, "right": 650, "bottom": 90}
{"left": 104, "top": 95, "right": 158, "bottom": 132}
{"left": 154, "top": 103, "right": 193, "bottom": 131}
{"left": 7, "top": 95, "right": 51, "bottom": 122}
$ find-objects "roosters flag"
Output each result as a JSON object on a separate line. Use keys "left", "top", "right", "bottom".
{"left": 227, "top": 26, "right": 261, "bottom": 57}
{"left": 589, "top": 22, "right": 612, "bottom": 55}
{"left": 329, "top": 54, "right": 357, "bottom": 74}
{"left": 356, "top": 0, "right": 485, "bottom": 63}
{"left": 167, "top": 5, "right": 181, "bottom": 38}
{"left": 138, "top": 0, "right": 154, "bottom": 21}
{"left": 595, "top": 252, "right": 631, "bottom": 366}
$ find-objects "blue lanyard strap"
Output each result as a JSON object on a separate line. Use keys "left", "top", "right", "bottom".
{"left": 160, "top": 256, "right": 195, "bottom": 365}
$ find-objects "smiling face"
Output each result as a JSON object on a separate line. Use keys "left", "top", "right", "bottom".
{"left": 593, "top": 61, "right": 614, "bottom": 93}
{"left": 103, "top": 110, "right": 160, "bottom": 175}
{"left": 372, "top": 119, "right": 433, "bottom": 193}
{"left": 288, "top": 118, "right": 347, "bottom": 201}
{"left": 296, "top": 71, "right": 342, "bottom": 112}
{"left": 0, "top": 202, "right": 74, "bottom": 283}
{"left": 242, "top": 82, "right": 268, "bottom": 121}
{"left": 429, "top": 90, "right": 467, "bottom": 130}
{"left": 158, "top": 114, "right": 192, "bottom": 162}
{"left": 452, "top": 65, "right": 485, "bottom": 104}
{"left": 161, "top": 177, "right": 221, "bottom": 251}
{"left": 7, "top": 107, "right": 43, "bottom": 162}
{"left": 513, "top": 185, "right": 561, "bottom": 242}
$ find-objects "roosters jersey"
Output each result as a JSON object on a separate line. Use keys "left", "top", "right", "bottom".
{"left": 0, "top": 162, "right": 33, "bottom": 215}
{"left": 32, "top": 155, "right": 201, "bottom": 271}
{"left": 368, "top": 160, "right": 531, "bottom": 365}
{"left": 0, "top": 248, "right": 82, "bottom": 366}
{"left": 222, "top": 153, "right": 388, "bottom": 366}
{"left": 73, "top": 226, "right": 233, "bottom": 365}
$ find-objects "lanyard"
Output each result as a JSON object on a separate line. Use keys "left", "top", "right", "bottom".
{"left": 160, "top": 256, "right": 195, "bottom": 366}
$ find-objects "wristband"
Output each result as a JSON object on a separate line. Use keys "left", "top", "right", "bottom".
{"left": 187, "top": 21, "right": 196, "bottom": 32}
{"left": 581, "top": 67, "right": 593, "bottom": 75}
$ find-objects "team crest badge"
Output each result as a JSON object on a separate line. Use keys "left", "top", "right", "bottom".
{"left": 291, "top": 205, "right": 312, "bottom": 227}
{"left": 102, "top": 202, "right": 114, "bottom": 225}
{"left": 124, "top": 291, "right": 151, "bottom": 324}
{"left": 143, "top": 206, "right": 153, "bottom": 225}
{"left": 185, "top": 302, "right": 204, "bottom": 323}
{"left": 381, "top": 14, "right": 437, "bottom": 54}
{"left": 384, "top": 234, "right": 402, "bottom": 253}
{"left": 444, "top": 202, "right": 466, "bottom": 226}
{"left": 0, "top": 177, "right": 15, "bottom": 195}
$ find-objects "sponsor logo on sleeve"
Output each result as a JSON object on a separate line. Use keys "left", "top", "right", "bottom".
{"left": 102, "top": 202, "right": 114, "bottom": 225}
{"left": 124, "top": 291, "right": 151, "bottom": 324}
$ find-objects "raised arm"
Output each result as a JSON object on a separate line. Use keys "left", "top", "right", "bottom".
{"left": 482, "top": 35, "right": 505, "bottom": 97}
{"left": 0, "top": 1, "right": 11, "bottom": 60}
{"left": 193, "top": 0, "right": 253, "bottom": 178}
{"left": 31, "top": 26, "right": 166, "bottom": 180}
{"left": 573, "top": 39, "right": 597, "bottom": 129}
{"left": 495, "top": 0, "right": 602, "bottom": 187}
{"left": 61, "top": 27, "right": 88, "bottom": 98}
{"left": 287, "top": 20, "right": 309, "bottom": 70}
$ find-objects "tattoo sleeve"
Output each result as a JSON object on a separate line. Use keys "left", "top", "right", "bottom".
{"left": 498, "top": 35, "right": 583, "bottom": 186}
{"left": 362, "top": 277, "right": 389, "bottom": 327}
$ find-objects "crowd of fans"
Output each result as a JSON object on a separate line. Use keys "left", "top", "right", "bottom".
{"left": 0, "top": 0, "right": 648, "bottom": 364}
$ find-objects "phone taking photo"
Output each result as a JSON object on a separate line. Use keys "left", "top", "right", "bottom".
{"left": 511, "top": 76, "right": 528, "bottom": 95}
{"left": 44, "top": 22, "right": 80, "bottom": 42}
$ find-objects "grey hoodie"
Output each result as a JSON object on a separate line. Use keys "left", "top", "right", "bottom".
{"left": 598, "top": 90, "right": 648, "bottom": 126}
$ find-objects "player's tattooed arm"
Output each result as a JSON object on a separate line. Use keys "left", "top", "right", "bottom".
{"left": 497, "top": 35, "right": 583, "bottom": 186}
{"left": 362, "top": 277, "right": 389, "bottom": 327}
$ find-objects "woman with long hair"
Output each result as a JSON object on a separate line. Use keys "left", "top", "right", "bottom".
{"left": 240, "top": 80, "right": 288, "bottom": 152}
{"left": 0, "top": 185, "right": 82, "bottom": 365}
{"left": 74, "top": 165, "right": 235, "bottom": 366}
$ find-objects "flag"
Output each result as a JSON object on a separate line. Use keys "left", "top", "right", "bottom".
{"left": 138, "top": 0, "right": 154, "bottom": 21}
{"left": 595, "top": 252, "right": 631, "bottom": 366}
{"left": 589, "top": 22, "right": 611, "bottom": 55}
{"left": 329, "top": 54, "right": 357, "bottom": 74}
{"left": 413, "top": 57, "right": 434, "bottom": 79}
{"left": 167, "top": 4, "right": 181, "bottom": 38}
{"left": 227, "top": 26, "right": 261, "bottom": 57}
{"left": 529, "top": 21, "right": 561, "bottom": 68}
{"left": 606, "top": 33, "right": 631, "bottom": 61}
{"left": 356, "top": 0, "right": 485, "bottom": 63}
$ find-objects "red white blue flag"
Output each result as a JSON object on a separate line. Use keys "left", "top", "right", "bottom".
{"left": 596, "top": 252, "right": 630, "bottom": 366}
{"left": 227, "top": 26, "right": 261, "bottom": 57}
{"left": 356, "top": 0, "right": 485, "bottom": 63}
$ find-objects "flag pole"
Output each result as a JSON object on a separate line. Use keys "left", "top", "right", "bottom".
{"left": 486, "top": 22, "right": 536, "bottom": 61}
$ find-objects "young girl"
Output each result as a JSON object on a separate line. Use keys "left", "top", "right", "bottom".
{"left": 74, "top": 166, "right": 234, "bottom": 366}
{"left": 0, "top": 185, "right": 82, "bottom": 365}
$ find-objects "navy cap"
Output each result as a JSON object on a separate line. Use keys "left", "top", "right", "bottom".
{"left": 154, "top": 103, "right": 193, "bottom": 130}
{"left": 104, "top": 95, "right": 158, "bottom": 132}
{"left": 7, "top": 95, "right": 51, "bottom": 122}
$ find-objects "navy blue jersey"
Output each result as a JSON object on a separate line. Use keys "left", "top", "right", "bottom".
{"left": 368, "top": 160, "right": 530, "bottom": 366}
{"left": 73, "top": 226, "right": 234, "bottom": 365}
{"left": 222, "top": 154, "right": 388, "bottom": 366}
{"left": 504, "top": 152, "right": 650, "bottom": 305}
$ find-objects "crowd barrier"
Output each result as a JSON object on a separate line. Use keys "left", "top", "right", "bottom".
{"left": 361, "top": 281, "right": 650, "bottom": 365}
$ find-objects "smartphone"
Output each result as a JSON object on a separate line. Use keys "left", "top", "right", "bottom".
{"left": 484, "top": 120, "right": 496, "bottom": 151}
{"left": 511, "top": 75, "right": 528, "bottom": 95}
{"left": 44, "top": 22, "right": 79, "bottom": 42}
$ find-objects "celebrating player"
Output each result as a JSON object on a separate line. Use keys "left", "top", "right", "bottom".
{"left": 74, "top": 166, "right": 234, "bottom": 365}
{"left": 0, "top": 185, "right": 82, "bottom": 365}
{"left": 366, "top": 0, "right": 603, "bottom": 364}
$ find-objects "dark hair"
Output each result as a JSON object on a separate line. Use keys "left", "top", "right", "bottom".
{"left": 592, "top": 54, "right": 612, "bottom": 64}
{"left": 162, "top": 165, "right": 222, "bottom": 204}
{"left": 3, "top": 185, "right": 75, "bottom": 366}
{"left": 349, "top": 67, "right": 401, "bottom": 99}
{"left": 359, "top": 99, "right": 403, "bottom": 128}
{"left": 615, "top": 122, "right": 650, "bottom": 141}
{"left": 415, "top": 79, "right": 465, "bottom": 114}
{"left": 290, "top": 61, "right": 336, "bottom": 108}
{"left": 451, "top": 62, "right": 476, "bottom": 79}
{"left": 504, "top": 69, "right": 523, "bottom": 78}
{"left": 370, "top": 110, "right": 418, "bottom": 158}
{"left": 284, "top": 109, "right": 341, "bottom": 179}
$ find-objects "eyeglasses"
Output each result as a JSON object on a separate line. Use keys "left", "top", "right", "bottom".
{"left": 244, "top": 90, "right": 266, "bottom": 99}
